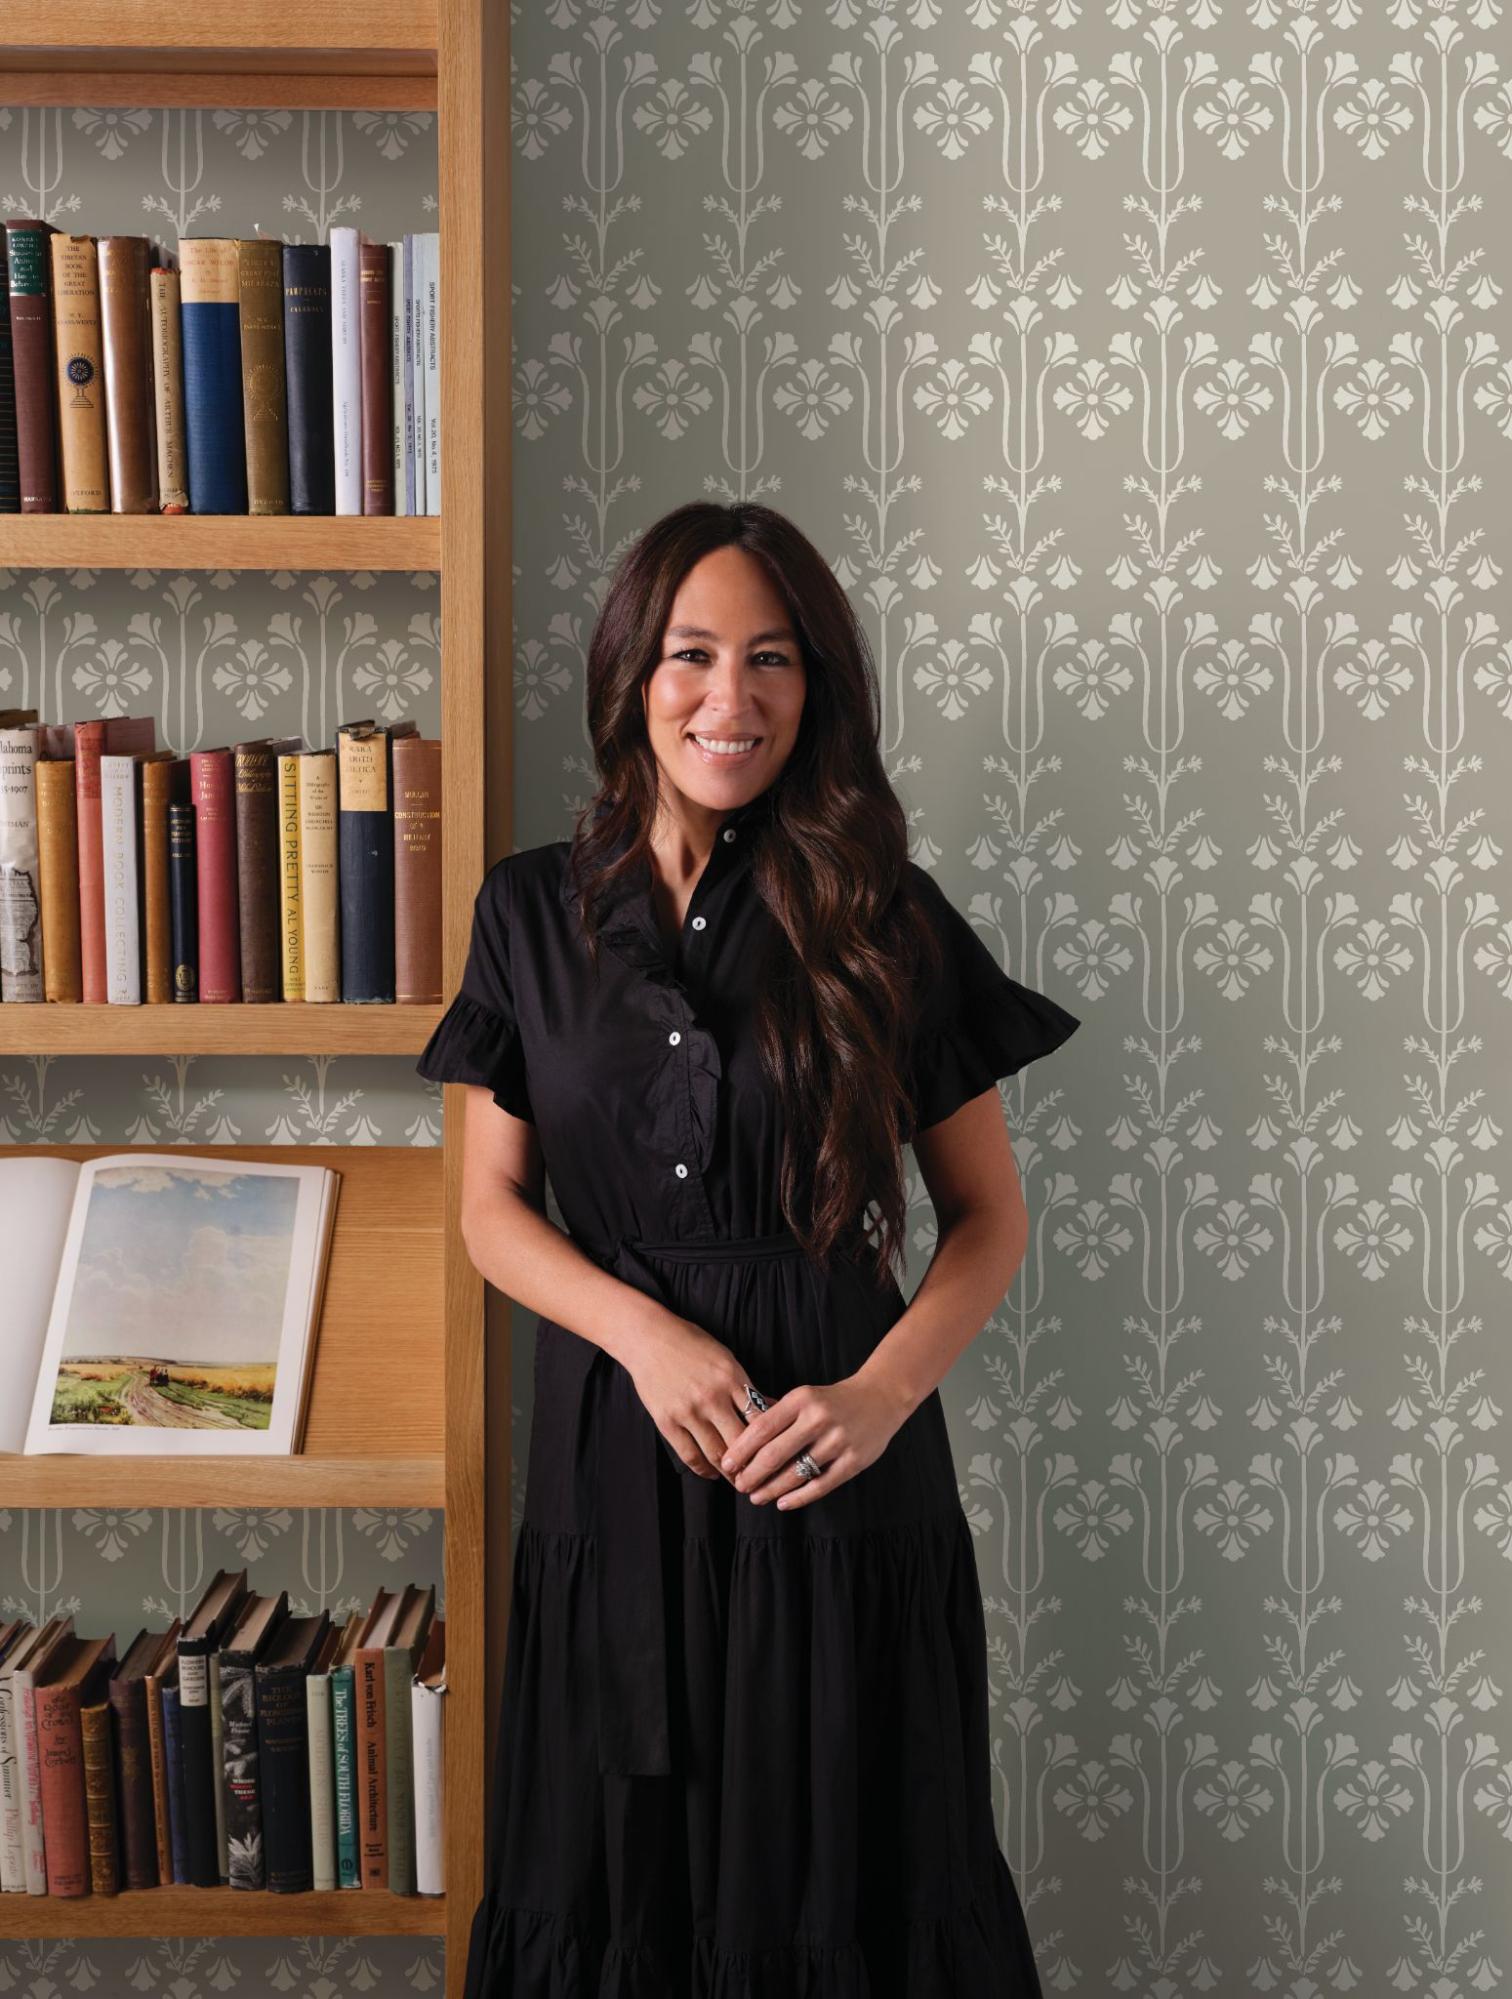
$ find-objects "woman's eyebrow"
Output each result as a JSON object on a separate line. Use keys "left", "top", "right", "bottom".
{"left": 666, "top": 625, "right": 798, "bottom": 644}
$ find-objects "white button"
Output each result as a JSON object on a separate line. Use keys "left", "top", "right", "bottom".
{"left": 674, "top": 1162, "right": 689, "bottom": 1178}
{"left": 690, "top": 915, "right": 707, "bottom": 930}
{"left": 722, "top": 827, "right": 736, "bottom": 842}
{"left": 668, "top": 1030, "right": 681, "bottom": 1045}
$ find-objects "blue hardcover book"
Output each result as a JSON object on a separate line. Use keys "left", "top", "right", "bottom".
{"left": 179, "top": 237, "right": 247, "bottom": 513}
{"left": 336, "top": 718, "right": 415, "bottom": 1003}
{"left": 283, "top": 241, "right": 334, "bottom": 514}
{"left": 162, "top": 1680, "right": 191, "bottom": 1883}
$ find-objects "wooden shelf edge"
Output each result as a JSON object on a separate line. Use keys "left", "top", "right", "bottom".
{"left": 0, "top": 1884, "right": 445, "bottom": 1937}
{"left": 0, "top": 1, "right": 438, "bottom": 62}
{"left": 0, "top": 1455, "right": 445, "bottom": 1509}
{"left": 0, "top": 70, "right": 438, "bottom": 110}
{"left": 0, "top": 1002, "right": 443, "bottom": 1056}
{"left": 0, "top": 514, "right": 440, "bottom": 574}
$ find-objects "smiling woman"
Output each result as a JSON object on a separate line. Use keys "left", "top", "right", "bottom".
{"left": 418, "top": 501, "right": 1080, "bottom": 1997}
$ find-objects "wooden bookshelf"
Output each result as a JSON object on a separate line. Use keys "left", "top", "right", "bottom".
{"left": 0, "top": 1001, "right": 443, "bottom": 1055}
{"left": 0, "top": 1, "right": 509, "bottom": 1982}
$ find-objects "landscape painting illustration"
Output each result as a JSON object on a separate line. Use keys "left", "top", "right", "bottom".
{"left": 49, "top": 1164, "right": 299, "bottom": 1431}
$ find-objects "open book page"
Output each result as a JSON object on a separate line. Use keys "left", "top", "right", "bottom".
{"left": 23, "top": 1153, "right": 337, "bottom": 1457}
{"left": 0, "top": 1157, "right": 80, "bottom": 1454}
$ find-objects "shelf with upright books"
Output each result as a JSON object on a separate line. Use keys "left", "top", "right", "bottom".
{"left": 4, "top": 1, "right": 505, "bottom": 1984}
{"left": 0, "top": 516, "right": 440, "bottom": 571}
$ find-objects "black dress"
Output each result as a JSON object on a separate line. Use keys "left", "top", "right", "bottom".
{"left": 415, "top": 784, "right": 1080, "bottom": 1998}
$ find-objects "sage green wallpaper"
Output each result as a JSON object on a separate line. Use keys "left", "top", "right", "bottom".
{"left": 506, "top": 0, "right": 1512, "bottom": 1993}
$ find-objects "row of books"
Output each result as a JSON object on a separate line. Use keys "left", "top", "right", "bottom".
{"left": 0, "top": 713, "right": 442, "bottom": 1006}
{"left": 0, "top": 1572, "right": 445, "bottom": 1899}
{"left": 1, "top": 221, "right": 441, "bottom": 518}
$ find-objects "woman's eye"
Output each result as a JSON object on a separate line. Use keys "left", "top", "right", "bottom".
{"left": 752, "top": 652, "right": 790, "bottom": 667}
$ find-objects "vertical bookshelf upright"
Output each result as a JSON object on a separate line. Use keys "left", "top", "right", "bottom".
{"left": 0, "top": 5, "right": 511, "bottom": 1991}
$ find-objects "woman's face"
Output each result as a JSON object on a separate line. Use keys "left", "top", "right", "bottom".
{"left": 641, "top": 544, "right": 807, "bottom": 818}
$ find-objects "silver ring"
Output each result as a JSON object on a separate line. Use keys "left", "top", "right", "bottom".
{"left": 793, "top": 1450, "right": 822, "bottom": 1481}
{"left": 741, "top": 1381, "right": 768, "bottom": 1419}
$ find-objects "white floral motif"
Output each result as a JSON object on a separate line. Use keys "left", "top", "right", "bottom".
{"left": 632, "top": 78, "right": 714, "bottom": 159}
{"left": 773, "top": 79, "right": 854, "bottom": 159}
{"left": 911, "top": 80, "right": 992, "bottom": 160}
{"left": 1194, "top": 80, "right": 1273, "bottom": 159}
{"left": 912, "top": 359, "right": 992, "bottom": 440}
{"left": 1052, "top": 79, "right": 1133, "bottom": 160}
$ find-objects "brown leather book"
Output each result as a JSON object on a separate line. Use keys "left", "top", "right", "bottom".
{"left": 191, "top": 747, "right": 241, "bottom": 1002}
{"left": 108, "top": 1626, "right": 166, "bottom": 1892}
{"left": 35, "top": 754, "right": 82, "bottom": 1000}
{"left": 75, "top": 715, "right": 155, "bottom": 1004}
{"left": 234, "top": 735, "right": 301, "bottom": 1002}
{"left": 97, "top": 235, "right": 158, "bottom": 513}
{"left": 359, "top": 236, "right": 393, "bottom": 515}
{"left": 49, "top": 233, "right": 110, "bottom": 512}
{"left": 150, "top": 265, "right": 188, "bottom": 512}
{"left": 4, "top": 218, "right": 58, "bottom": 512}
{"left": 237, "top": 237, "right": 289, "bottom": 515}
{"left": 80, "top": 1694, "right": 121, "bottom": 1894}
{"left": 141, "top": 751, "right": 184, "bottom": 1003}
{"left": 143, "top": 1623, "right": 181, "bottom": 1888}
{"left": 393, "top": 733, "right": 442, "bottom": 1003}
{"left": 34, "top": 1632, "right": 118, "bottom": 1897}
{"left": 355, "top": 1589, "right": 399, "bottom": 1888}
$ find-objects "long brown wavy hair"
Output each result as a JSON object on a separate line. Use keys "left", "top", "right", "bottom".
{"left": 565, "top": 501, "right": 945, "bottom": 1289}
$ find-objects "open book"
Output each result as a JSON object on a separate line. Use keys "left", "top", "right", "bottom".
{"left": 0, "top": 1154, "right": 340, "bottom": 1456}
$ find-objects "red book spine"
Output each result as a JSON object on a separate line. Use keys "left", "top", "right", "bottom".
{"left": 73, "top": 719, "right": 108, "bottom": 1004}
{"left": 358, "top": 238, "right": 393, "bottom": 516}
{"left": 190, "top": 749, "right": 241, "bottom": 1002}
{"left": 36, "top": 1679, "right": 89, "bottom": 1896}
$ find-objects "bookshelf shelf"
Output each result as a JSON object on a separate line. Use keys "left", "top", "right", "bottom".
{"left": 0, "top": 1001, "right": 443, "bottom": 1056}
{"left": 5, "top": 2, "right": 507, "bottom": 1983}
{"left": 0, "top": 514, "right": 440, "bottom": 573}
{"left": 0, "top": 1884, "right": 445, "bottom": 1938}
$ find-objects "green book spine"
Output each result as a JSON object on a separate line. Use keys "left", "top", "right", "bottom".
{"left": 382, "top": 1642, "right": 415, "bottom": 1894}
{"left": 331, "top": 1663, "right": 360, "bottom": 1888}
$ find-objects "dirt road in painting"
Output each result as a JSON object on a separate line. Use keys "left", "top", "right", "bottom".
{"left": 118, "top": 1372, "right": 243, "bottom": 1428}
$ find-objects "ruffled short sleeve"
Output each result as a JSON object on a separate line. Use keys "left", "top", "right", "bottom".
{"left": 415, "top": 860, "right": 535, "bottom": 1122}
{"left": 906, "top": 863, "right": 1080, "bottom": 1135}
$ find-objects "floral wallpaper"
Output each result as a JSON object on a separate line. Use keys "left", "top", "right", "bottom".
{"left": 0, "top": 105, "right": 446, "bottom": 1991}
{"left": 507, "top": 0, "right": 1512, "bottom": 1992}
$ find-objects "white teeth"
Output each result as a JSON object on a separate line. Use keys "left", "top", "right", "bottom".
{"left": 691, "top": 734, "right": 757, "bottom": 755}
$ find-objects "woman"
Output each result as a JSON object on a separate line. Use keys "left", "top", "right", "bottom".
{"left": 416, "top": 500, "right": 1079, "bottom": 1997}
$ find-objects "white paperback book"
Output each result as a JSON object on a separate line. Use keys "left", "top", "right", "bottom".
{"left": 402, "top": 233, "right": 417, "bottom": 517}
{"left": 410, "top": 1617, "right": 445, "bottom": 1894}
{"left": 0, "top": 724, "right": 43, "bottom": 1002}
{"left": 0, "top": 1152, "right": 340, "bottom": 1457}
{"left": 423, "top": 231, "right": 440, "bottom": 514}
{"left": 330, "top": 224, "right": 363, "bottom": 515}
{"left": 99, "top": 750, "right": 143, "bottom": 1004}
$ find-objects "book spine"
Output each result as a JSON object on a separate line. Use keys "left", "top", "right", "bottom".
{"left": 423, "top": 232, "right": 440, "bottom": 514}
{"left": 81, "top": 1700, "right": 121, "bottom": 1895}
{"left": 144, "top": 1675, "right": 172, "bottom": 1887}
{"left": 298, "top": 751, "right": 340, "bottom": 1002}
{"left": 402, "top": 235, "right": 417, "bottom": 517}
{"left": 307, "top": 1674, "right": 337, "bottom": 1892}
{"left": 6, "top": 221, "right": 58, "bottom": 513}
{"left": 150, "top": 266, "right": 189, "bottom": 512}
{"left": 389, "top": 242, "right": 405, "bottom": 516}
{"left": 0, "top": 1671, "right": 21, "bottom": 1890}
{"left": 176, "top": 1636, "right": 221, "bottom": 1887}
{"left": 382, "top": 1644, "right": 414, "bottom": 1894}
{"left": 50, "top": 233, "right": 110, "bottom": 512}
{"left": 359, "top": 236, "right": 393, "bottom": 515}
{"left": 191, "top": 750, "right": 240, "bottom": 1002}
{"left": 256, "top": 1663, "right": 313, "bottom": 1893}
{"left": 98, "top": 235, "right": 157, "bottom": 513}
{"left": 17, "top": 1672, "right": 47, "bottom": 1892}
{"left": 0, "top": 726, "right": 43, "bottom": 1000}
{"left": 168, "top": 800, "right": 198, "bottom": 1000}
{"left": 278, "top": 751, "right": 304, "bottom": 1000}
{"left": 330, "top": 226, "right": 362, "bottom": 516}
{"left": 141, "top": 757, "right": 173, "bottom": 1003}
{"left": 282, "top": 242, "right": 334, "bottom": 515}
{"left": 238, "top": 236, "right": 289, "bottom": 516}
{"left": 393, "top": 735, "right": 441, "bottom": 1004}
{"left": 36, "top": 1679, "right": 88, "bottom": 1896}
{"left": 234, "top": 741, "right": 281, "bottom": 1003}
{"left": 73, "top": 719, "right": 109, "bottom": 1003}
{"left": 100, "top": 752, "right": 143, "bottom": 1004}
{"left": 209, "top": 1649, "right": 229, "bottom": 1881}
{"left": 35, "top": 758, "right": 81, "bottom": 1000}
{"left": 412, "top": 233, "right": 427, "bottom": 516}
{"left": 0, "top": 284, "right": 17, "bottom": 512}
{"left": 331, "top": 1662, "right": 360, "bottom": 1888}
{"left": 110, "top": 1678, "right": 158, "bottom": 1890}
{"left": 179, "top": 238, "right": 247, "bottom": 514}
{"left": 162, "top": 1680, "right": 190, "bottom": 1883}
{"left": 411, "top": 1678, "right": 444, "bottom": 1895}
{"left": 356, "top": 1649, "right": 387, "bottom": 1888}
{"left": 337, "top": 729, "right": 394, "bottom": 1003}
{"left": 220, "top": 1657, "right": 264, "bottom": 1890}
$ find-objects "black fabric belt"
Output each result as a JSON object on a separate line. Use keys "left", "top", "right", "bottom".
{"left": 562, "top": 1227, "right": 812, "bottom": 1779}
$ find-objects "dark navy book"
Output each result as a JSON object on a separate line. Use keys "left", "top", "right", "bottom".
{"left": 282, "top": 242, "right": 334, "bottom": 514}
{"left": 179, "top": 237, "right": 247, "bottom": 513}
{"left": 337, "top": 718, "right": 416, "bottom": 1003}
{"left": 168, "top": 799, "right": 198, "bottom": 1000}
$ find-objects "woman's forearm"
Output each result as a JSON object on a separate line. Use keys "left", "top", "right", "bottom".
{"left": 854, "top": 1202, "right": 1028, "bottom": 1420}
{"left": 461, "top": 1191, "right": 674, "bottom": 1367}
